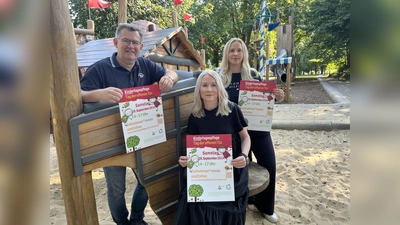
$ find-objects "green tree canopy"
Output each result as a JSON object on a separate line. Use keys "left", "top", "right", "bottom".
{"left": 69, "top": 0, "right": 350, "bottom": 76}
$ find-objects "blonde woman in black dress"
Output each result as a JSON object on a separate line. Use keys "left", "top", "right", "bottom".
{"left": 173, "top": 70, "right": 251, "bottom": 225}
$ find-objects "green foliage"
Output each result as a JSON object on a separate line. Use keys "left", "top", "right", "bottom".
{"left": 295, "top": 0, "right": 350, "bottom": 75}
{"left": 69, "top": 0, "right": 350, "bottom": 77}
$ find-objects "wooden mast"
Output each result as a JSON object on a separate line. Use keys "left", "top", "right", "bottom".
{"left": 119, "top": 0, "right": 127, "bottom": 23}
{"left": 50, "top": 0, "right": 98, "bottom": 224}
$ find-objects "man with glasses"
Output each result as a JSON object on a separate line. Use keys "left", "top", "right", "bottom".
{"left": 80, "top": 23, "right": 178, "bottom": 225}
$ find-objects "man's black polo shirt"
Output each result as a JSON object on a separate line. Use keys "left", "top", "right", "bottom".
{"left": 80, "top": 52, "right": 167, "bottom": 90}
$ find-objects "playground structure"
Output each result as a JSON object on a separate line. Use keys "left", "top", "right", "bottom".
{"left": 250, "top": 1, "right": 295, "bottom": 102}
{"left": 73, "top": 20, "right": 95, "bottom": 46}
{"left": 50, "top": 1, "right": 269, "bottom": 224}
{"left": 269, "top": 19, "right": 294, "bottom": 102}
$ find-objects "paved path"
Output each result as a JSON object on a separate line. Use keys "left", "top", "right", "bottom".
{"left": 318, "top": 77, "right": 350, "bottom": 104}
{"left": 272, "top": 77, "right": 350, "bottom": 130}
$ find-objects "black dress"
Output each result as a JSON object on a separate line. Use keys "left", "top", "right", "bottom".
{"left": 173, "top": 103, "right": 249, "bottom": 225}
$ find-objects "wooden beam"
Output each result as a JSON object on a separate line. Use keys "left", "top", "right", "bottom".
{"left": 118, "top": 0, "right": 127, "bottom": 24}
{"left": 265, "top": 37, "right": 270, "bottom": 81}
{"left": 50, "top": 0, "right": 98, "bottom": 224}
{"left": 201, "top": 49, "right": 205, "bottom": 65}
{"left": 74, "top": 28, "right": 95, "bottom": 35}
{"left": 148, "top": 53, "right": 200, "bottom": 67}
{"left": 285, "top": 63, "right": 291, "bottom": 102}
{"left": 172, "top": 11, "right": 178, "bottom": 27}
{"left": 87, "top": 20, "right": 95, "bottom": 40}
{"left": 253, "top": 38, "right": 263, "bottom": 43}
{"left": 252, "top": 34, "right": 257, "bottom": 69}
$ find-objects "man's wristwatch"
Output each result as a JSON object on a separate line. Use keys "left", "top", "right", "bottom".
{"left": 239, "top": 153, "right": 250, "bottom": 165}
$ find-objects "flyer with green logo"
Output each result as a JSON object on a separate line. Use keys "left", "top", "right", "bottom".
{"left": 238, "top": 80, "right": 276, "bottom": 132}
{"left": 119, "top": 84, "right": 166, "bottom": 153}
{"left": 186, "top": 134, "right": 235, "bottom": 202}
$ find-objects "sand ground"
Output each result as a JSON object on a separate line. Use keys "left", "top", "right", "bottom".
{"left": 50, "top": 129, "right": 350, "bottom": 225}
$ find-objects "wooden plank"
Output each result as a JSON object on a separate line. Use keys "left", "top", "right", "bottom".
{"left": 165, "top": 121, "right": 176, "bottom": 131}
{"left": 147, "top": 179, "right": 179, "bottom": 211}
{"left": 179, "top": 92, "right": 194, "bottom": 105}
{"left": 148, "top": 186, "right": 179, "bottom": 211}
{"left": 142, "top": 138, "right": 178, "bottom": 176}
{"left": 145, "top": 171, "right": 179, "bottom": 221}
{"left": 78, "top": 113, "right": 121, "bottom": 134}
{"left": 143, "top": 154, "right": 178, "bottom": 177}
{"left": 180, "top": 102, "right": 193, "bottom": 119}
{"left": 141, "top": 137, "right": 177, "bottom": 164}
{"left": 163, "top": 107, "right": 176, "bottom": 125}
{"left": 164, "top": 94, "right": 193, "bottom": 132}
{"left": 80, "top": 123, "right": 123, "bottom": 149}
{"left": 156, "top": 208, "right": 176, "bottom": 225}
{"left": 82, "top": 152, "right": 137, "bottom": 173}
{"left": 180, "top": 118, "right": 189, "bottom": 128}
{"left": 81, "top": 138, "right": 125, "bottom": 156}
{"left": 162, "top": 97, "right": 174, "bottom": 110}
{"left": 145, "top": 172, "right": 179, "bottom": 195}
{"left": 165, "top": 117, "right": 189, "bottom": 131}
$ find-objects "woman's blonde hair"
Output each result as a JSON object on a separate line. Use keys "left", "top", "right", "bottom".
{"left": 192, "top": 70, "right": 232, "bottom": 118}
{"left": 220, "top": 38, "right": 255, "bottom": 88}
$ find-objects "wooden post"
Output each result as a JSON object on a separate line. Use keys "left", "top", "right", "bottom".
{"left": 289, "top": 13, "right": 296, "bottom": 80}
{"left": 265, "top": 37, "right": 270, "bottom": 81}
{"left": 50, "top": 0, "right": 98, "bottom": 224}
{"left": 201, "top": 49, "right": 206, "bottom": 67}
{"left": 285, "top": 63, "right": 291, "bottom": 102}
{"left": 87, "top": 19, "right": 95, "bottom": 41}
{"left": 172, "top": 11, "right": 178, "bottom": 27}
{"left": 184, "top": 26, "right": 188, "bottom": 39}
{"left": 253, "top": 34, "right": 257, "bottom": 69}
{"left": 118, "top": 0, "right": 127, "bottom": 24}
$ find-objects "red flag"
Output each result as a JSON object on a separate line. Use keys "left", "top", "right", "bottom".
{"left": 88, "top": 0, "right": 111, "bottom": 9}
{"left": 201, "top": 38, "right": 205, "bottom": 44}
{"left": 174, "top": 0, "right": 183, "bottom": 5}
{"left": 184, "top": 13, "right": 192, "bottom": 21}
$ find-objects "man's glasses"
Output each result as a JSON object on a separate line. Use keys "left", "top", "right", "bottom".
{"left": 120, "top": 38, "right": 142, "bottom": 47}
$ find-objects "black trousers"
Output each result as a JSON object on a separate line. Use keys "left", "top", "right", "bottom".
{"left": 248, "top": 131, "right": 276, "bottom": 215}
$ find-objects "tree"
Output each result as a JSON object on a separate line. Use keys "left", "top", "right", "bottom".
{"left": 305, "top": 0, "right": 350, "bottom": 67}
{"left": 69, "top": 0, "right": 350, "bottom": 77}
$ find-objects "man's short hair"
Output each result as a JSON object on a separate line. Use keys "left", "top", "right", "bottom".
{"left": 115, "top": 23, "right": 143, "bottom": 42}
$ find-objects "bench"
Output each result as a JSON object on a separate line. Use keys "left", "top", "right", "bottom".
{"left": 69, "top": 70, "right": 269, "bottom": 225}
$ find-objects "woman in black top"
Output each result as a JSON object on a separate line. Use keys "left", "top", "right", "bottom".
{"left": 173, "top": 70, "right": 251, "bottom": 225}
{"left": 219, "top": 38, "right": 285, "bottom": 223}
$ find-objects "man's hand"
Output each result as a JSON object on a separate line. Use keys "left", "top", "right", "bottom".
{"left": 81, "top": 87, "right": 123, "bottom": 103}
{"left": 159, "top": 75, "right": 174, "bottom": 92}
{"left": 159, "top": 70, "right": 178, "bottom": 92}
